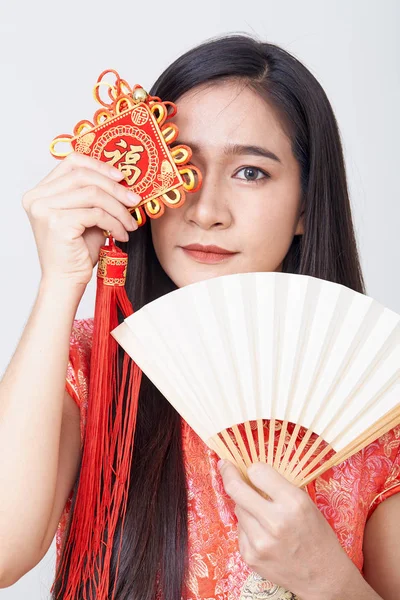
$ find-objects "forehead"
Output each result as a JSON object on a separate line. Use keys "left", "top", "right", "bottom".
{"left": 173, "top": 81, "right": 291, "bottom": 157}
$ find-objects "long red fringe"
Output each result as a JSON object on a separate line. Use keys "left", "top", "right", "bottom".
{"left": 52, "top": 237, "right": 142, "bottom": 599}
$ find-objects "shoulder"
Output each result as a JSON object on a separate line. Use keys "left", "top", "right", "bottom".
{"left": 70, "top": 317, "right": 94, "bottom": 350}
{"left": 365, "top": 423, "right": 400, "bottom": 516}
{"left": 320, "top": 423, "right": 400, "bottom": 485}
{"left": 315, "top": 423, "right": 400, "bottom": 516}
{"left": 69, "top": 317, "right": 94, "bottom": 366}
{"left": 375, "top": 422, "right": 400, "bottom": 455}
{"left": 66, "top": 318, "right": 94, "bottom": 410}
{"left": 364, "top": 423, "right": 400, "bottom": 475}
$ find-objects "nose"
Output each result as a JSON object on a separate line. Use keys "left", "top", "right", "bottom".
{"left": 183, "top": 173, "right": 232, "bottom": 230}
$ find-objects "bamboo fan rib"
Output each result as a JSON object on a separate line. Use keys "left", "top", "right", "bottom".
{"left": 111, "top": 272, "right": 400, "bottom": 488}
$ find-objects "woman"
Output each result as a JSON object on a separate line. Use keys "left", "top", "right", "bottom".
{"left": 0, "top": 34, "right": 399, "bottom": 600}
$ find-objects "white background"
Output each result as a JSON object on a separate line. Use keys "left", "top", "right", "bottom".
{"left": 0, "top": 0, "right": 399, "bottom": 597}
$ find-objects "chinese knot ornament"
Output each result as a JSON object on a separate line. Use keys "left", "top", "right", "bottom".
{"left": 50, "top": 68, "right": 202, "bottom": 227}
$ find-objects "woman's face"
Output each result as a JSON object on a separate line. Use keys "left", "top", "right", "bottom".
{"left": 150, "top": 80, "right": 304, "bottom": 288}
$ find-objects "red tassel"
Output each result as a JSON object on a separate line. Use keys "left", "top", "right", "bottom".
{"left": 52, "top": 235, "right": 142, "bottom": 599}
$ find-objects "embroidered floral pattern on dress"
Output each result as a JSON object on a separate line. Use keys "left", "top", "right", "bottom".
{"left": 239, "top": 572, "right": 298, "bottom": 600}
{"left": 56, "top": 318, "right": 400, "bottom": 600}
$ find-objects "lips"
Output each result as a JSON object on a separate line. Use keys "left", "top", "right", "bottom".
{"left": 180, "top": 244, "right": 238, "bottom": 265}
{"left": 181, "top": 244, "right": 236, "bottom": 255}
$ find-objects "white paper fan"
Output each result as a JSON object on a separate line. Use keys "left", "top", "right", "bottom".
{"left": 111, "top": 272, "right": 400, "bottom": 488}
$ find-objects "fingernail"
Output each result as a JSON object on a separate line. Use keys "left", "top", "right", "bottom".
{"left": 217, "top": 459, "right": 225, "bottom": 471}
{"left": 109, "top": 168, "right": 125, "bottom": 181}
{"left": 126, "top": 190, "right": 142, "bottom": 205}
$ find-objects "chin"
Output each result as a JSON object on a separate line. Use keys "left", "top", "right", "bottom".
{"left": 168, "top": 261, "right": 249, "bottom": 289}
{"left": 170, "top": 270, "right": 222, "bottom": 289}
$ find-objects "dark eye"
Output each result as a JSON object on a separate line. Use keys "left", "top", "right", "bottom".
{"left": 234, "top": 167, "right": 270, "bottom": 182}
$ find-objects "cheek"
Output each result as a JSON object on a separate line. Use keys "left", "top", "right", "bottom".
{"left": 240, "top": 201, "right": 299, "bottom": 269}
{"left": 243, "top": 203, "right": 296, "bottom": 248}
{"left": 150, "top": 213, "right": 178, "bottom": 264}
{"left": 239, "top": 172, "right": 301, "bottom": 234}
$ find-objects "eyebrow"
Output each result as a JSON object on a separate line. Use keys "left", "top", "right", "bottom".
{"left": 171, "top": 141, "right": 282, "bottom": 164}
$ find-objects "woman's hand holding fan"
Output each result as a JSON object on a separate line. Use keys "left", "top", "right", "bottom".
{"left": 218, "top": 459, "right": 380, "bottom": 600}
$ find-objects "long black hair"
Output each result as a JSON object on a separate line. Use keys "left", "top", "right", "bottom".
{"left": 53, "top": 32, "right": 366, "bottom": 600}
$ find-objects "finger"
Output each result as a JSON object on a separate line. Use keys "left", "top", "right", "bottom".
{"left": 40, "top": 151, "right": 124, "bottom": 186}
{"left": 219, "top": 460, "right": 273, "bottom": 527}
{"left": 30, "top": 187, "right": 138, "bottom": 233}
{"left": 236, "top": 519, "right": 254, "bottom": 562}
{"left": 235, "top": 504, "right": 267, "bottom": 541}
{"left": 53, "top": 207, "right": 132, "bottom": 243}
{"left": 246, "top": 462, "right": 303, "bottom": 503}
{"left": 235, "top": 505, "right": 279, "bottom": 566}
{"left": 31, "top": 167, "right": 141, "bottom": 210}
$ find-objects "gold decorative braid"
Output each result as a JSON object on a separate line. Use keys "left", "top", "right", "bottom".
{"left": 97, "top": 248, "right": 127, "bottom": 287}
